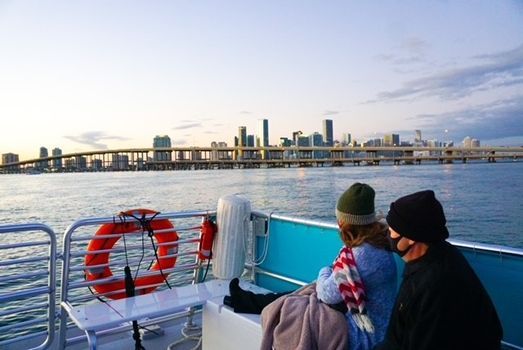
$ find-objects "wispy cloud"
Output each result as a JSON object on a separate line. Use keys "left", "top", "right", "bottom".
{"left": 323, "top": 110, "right": 339, "bottom": 116}
{"left": 64, "top": 131, "right": 128, "bottom": 150}
{"left": 240, "top": 111, "right": 251, "bottom": 114}
{"left": 375, "top": 36, "right": 429, "bottom": 66}
{"left": 172, "top": 122, "right": 202, "bottom": 130}
{"left": 411, "top": 95, "right": 523, "bottom": 142}
{"left": 373, "top": 44, "right": 523, "bottom": 102}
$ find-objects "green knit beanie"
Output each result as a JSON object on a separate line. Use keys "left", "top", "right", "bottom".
{"left": 335, "top": 183, "right": 376, "bottom": 225}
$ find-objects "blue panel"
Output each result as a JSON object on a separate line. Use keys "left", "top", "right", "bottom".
{"left": 256, "top": 219, "right": 341, "bottom": 291}
{"left": 461, "top": 249, "right": 523, "bottom": 347}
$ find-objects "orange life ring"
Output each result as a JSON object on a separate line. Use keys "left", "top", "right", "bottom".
{"left": 84, "top": 209, "right": 179, "bottom": 300}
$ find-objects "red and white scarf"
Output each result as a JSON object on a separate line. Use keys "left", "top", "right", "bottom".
{"left": 333, "top": 246, "right": 375, "bottom": 333}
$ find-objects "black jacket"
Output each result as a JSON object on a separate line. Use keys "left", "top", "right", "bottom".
{"left": 375, "top": 241, "right": 502, "bottom": 350}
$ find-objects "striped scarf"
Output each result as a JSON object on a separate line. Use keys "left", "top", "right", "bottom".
{"left": 333, "top": 246, "right": 375, "bottom": 333}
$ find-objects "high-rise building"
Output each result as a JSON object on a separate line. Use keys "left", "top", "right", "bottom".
{"left": 384, "top": 134, "right": 400, "bottom": 146}
{"left": 257, "top": 119, "right": 269, "bottom": 159}
{"left": 2, "top": 153, "right": 19, "bottom": 165}
{"left": 342, "top": 133, "right": 352, "bottom": 146}
{"left": 39, "top": 147, "right": 49, "bottom": 169}
{"left": 247, "top": 135, "right": 255, "bottom": 147}
{"left": 415, "top": 130, "right": 422, "bottom": 143}
{"left": 238, "top": 126, "right": 247, "bottom": 147}
{"left": 153, "top": 135, "right": 172, "bottom": 148}
{"left": 292, "top": 131, "right": 302, "bottom": 146}
{"left": 297, "top": 136, "right": 310, "bottom": 147}
{"left": 52, "top": 147, "right": 63, "bottom": 170}
{"left": 256, "top": 119, "right": 269, "bottom": 147}
{"left": 310, "top": 132, "right": 324, "bottom": 158}
{"left": 322, "top": 119, "right": 333, "bottom": 146}
{"left": 153, "top": 135, "right": 172, "bottom": 161}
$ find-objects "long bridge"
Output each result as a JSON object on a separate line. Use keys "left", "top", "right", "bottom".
{"left": 1, "top": 146, "right": 522, "bottom": 173}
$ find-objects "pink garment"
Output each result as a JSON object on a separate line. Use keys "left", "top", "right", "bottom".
{"left": 261, "top": 283, "right": 348, "bottom": 350}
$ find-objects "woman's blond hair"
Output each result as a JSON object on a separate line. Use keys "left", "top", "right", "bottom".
{"left": 338, "top": 220, "right": 389, "bottom": 250}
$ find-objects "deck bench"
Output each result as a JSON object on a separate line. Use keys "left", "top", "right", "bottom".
{"left": 61, "top": 279, "right": 269, "bottom": 350}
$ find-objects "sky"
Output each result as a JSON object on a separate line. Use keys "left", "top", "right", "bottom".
{"left": 1, "top": 1, "right": 522, "bottom": 160}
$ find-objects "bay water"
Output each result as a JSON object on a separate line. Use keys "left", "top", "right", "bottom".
{"left": 1, "top": 161, "right": 522, "bottom": 248}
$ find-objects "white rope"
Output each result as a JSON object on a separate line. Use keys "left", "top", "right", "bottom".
{"left": 166, "top": 322, "right": 202, "bottom": 350}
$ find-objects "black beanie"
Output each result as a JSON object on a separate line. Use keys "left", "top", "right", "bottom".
{"left": 386, "top": 190, "right": 449, "bottom": 242}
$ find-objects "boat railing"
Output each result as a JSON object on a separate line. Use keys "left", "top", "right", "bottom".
{"left": 57, "top": 210, "right": 216, "bottom": 348}
{"left": 0, "top": 223, "right": 57, "bottom": 350}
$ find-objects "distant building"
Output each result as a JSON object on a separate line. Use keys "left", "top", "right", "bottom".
{"left": 257, "top": 119, "right": 269, "bottom": 147}
{"left": 383, "top": 134, "right": 400, "bottom": 146}
{"left": 257, "top": 119, "right": 269, "bottom": 159}
{"left": 2, "top": 153, "right": 19, "bottom": 165}
{"left": 153, "top": 135, "right": 172, "bottom": 161}
{"left": 322, "top": 119, "right": 333, "bottom": 146}
{"left": 153, "top": 135, "right": 172, "bottom": 148}
{"left": 342, "top": 133, "right": 352, "bottom": 146}
{"left": 112, "top": 154, "right": 129, "bottom": 170}
{"left": 292, "top": 131, "right": 303, "bottom": 146}
{"left": 279, "top": 137, "right": 292, "bottom": 147}
{"left": 310, "top": 132, "right": 324, "bottom": 158}
{"left": 297, "top": 136, "right": 310, "bottom": 147}
{"left": 237, "top": 126, "right": 247, "bottom": 159}
{"left": 211, "top": 141, "right": 229, "bottom": 161}
{"left": 91, "top": 159, "right": 103, "bottom": 170}
{"left": 39, "top": 147, "right": 49, "bottom": 169}
{"left": 415, "top": 130, "right": 422, "bottom": 143}
{"left": 247, "top": 135, "right": 255, "bottom": 147}
{"left": 75, "top": 156, "right": 87, "bottom": 170}
{"left": 52, "top": 147, "right": 63, "bottom": 169}
{"left": 238, "top": 126, "right": 247, "bottom": 147}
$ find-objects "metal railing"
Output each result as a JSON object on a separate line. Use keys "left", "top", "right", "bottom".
{"left": 0, "top": 223, "right": 57, "bottom": 350}
{"left": 57, "top": 210, "right": 215, "bottom": 349}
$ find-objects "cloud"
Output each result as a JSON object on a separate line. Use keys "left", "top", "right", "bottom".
{"left": 411, "top": 95, "right": 523, "bottom": 142}
{"left": 323, "top": 110, "right": 339, "bottom": 116}
{"left": 373, "top": 44, "right": 523, "bottom": 102}
{"left": 64, "top": 131, "right": 128, "bottom": 150}
{"left": 172, "top": 122, "right": 202, "bottom": 130}
{"left": 375, "top": 36, "right": 429, "bottom": 66}
{"left": 240, "top": 111, "right": 251, "bottom": 114}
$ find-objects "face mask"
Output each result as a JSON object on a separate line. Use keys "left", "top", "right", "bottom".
{"left": 387, "top": 233, "right": 413, "bottom": 257}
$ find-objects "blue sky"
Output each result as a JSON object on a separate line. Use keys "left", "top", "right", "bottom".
{"left": 1, "top": 1, "right": 522, "bottom": 160}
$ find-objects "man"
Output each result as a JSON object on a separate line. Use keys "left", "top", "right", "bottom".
{"left": 375, "top": 190, "right": 502, "bottom": 350}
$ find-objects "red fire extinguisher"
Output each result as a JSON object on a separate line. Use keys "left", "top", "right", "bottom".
{"left": 199, "top": 219, "right": 217, "bottom": 260}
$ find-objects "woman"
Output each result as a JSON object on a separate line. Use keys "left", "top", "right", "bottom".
{"left": 316, "top": 182, "right": 397, "bottom": 349}
{"left": 225, "top": 183, "right": 397, "bottom": 349}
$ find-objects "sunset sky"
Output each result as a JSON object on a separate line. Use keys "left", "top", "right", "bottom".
{"left": 1, "top": 1, "right": 522, "bottom": 160}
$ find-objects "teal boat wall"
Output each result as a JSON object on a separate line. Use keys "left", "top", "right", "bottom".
{"left": 459, "top": 248, "right": 523, "bottom": 347}
{"left": 254, "top": 216, "right": 523, "bottom": 347}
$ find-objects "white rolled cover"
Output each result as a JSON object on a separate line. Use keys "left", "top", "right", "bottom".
{"left": 212, "top": 195, "right": 251, "bottom": 279}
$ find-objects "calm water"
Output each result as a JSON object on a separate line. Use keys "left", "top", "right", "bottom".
{"left": 1, "top": 161, "right": 522, "bottom": 248}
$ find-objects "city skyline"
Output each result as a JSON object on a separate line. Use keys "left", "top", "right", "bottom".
{"left": 1, "top": 1, "right": 523, "bottom": 160}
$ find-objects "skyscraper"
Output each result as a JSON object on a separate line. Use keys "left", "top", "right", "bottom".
{"left": 256, "top": 119, "right": 269, "bottom": 147}
{"left": 322, "top": 119, "right": 333, "bottom": 146}
{"left": 39, "top": 147, "right": 49, "bottom": 169}
{"left": 415, "top": 130, "right": 422, "bottom": 143}
{"left": 52, "top": 147, "right": 63, "bottom": 170}
{"left": 238, "top": 126, "right": 247, "bottom": 147}
{"left": 342, "top": 133, "right": 352, "bottom": 146}
{"left": 153, "top": 135, "right": 172, "bottom": 161}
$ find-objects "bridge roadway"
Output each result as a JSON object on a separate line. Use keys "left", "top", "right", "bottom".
{"left": 1, "top": 146, "right": 522, "bottom": 173}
